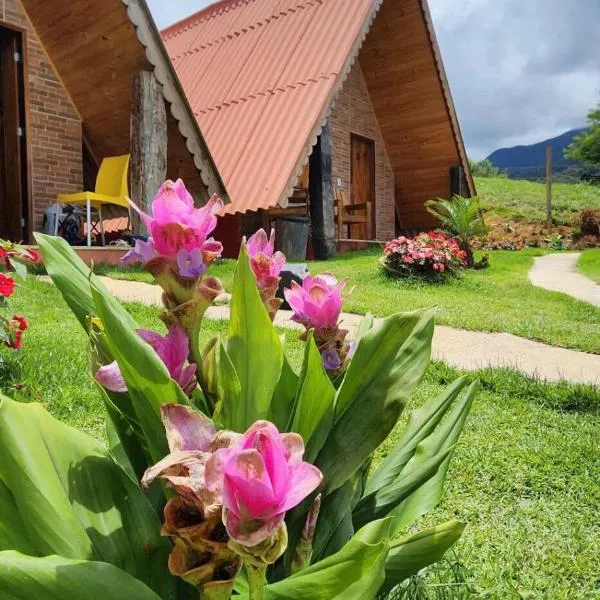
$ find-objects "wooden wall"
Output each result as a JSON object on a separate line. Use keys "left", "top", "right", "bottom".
{"left": 18, "top": 0, "right": 208, "bottom": 201}
{"left": 359, "top": 0, "right": 471, "bottom": 229}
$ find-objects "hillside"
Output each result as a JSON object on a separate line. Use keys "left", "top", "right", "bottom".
{"left": 487, "top": 128, "right": 585, "bottom": 179}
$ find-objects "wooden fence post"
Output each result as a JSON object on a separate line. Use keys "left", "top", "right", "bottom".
{"left": 130, "top": 71, "right": 167, "bottom": 236}
{"left": 545, "top": 146, "right": 553, "bottom": 228}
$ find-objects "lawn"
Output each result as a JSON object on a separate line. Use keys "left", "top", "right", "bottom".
{"left": 98, "top": 248, "right": 600, "bottom": 354}
{"left": 475, "top": 176, "right": 600, "bottom": 226}
{"left": 2, "top": 277, "right": 600, "bottom": 598}
{"left": 578, "top": 248, "right": 600, "bottom": 283}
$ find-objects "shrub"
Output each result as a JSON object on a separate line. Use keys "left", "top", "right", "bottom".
{"left": 424, "top": 197, "right": 486, "bottom": 267}
{"left": 382, "top": 232, "right": 466, "bottom": 280}
{"left": 580, "top": 207, "right": 600, "bottom": 236}
{"left": 468, "top": 158, "right": 506, "bottom": 178}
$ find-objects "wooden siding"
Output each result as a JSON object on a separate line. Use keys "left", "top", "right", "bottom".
{"left": 359, "top": 0, "right": 470, "bottom": 229}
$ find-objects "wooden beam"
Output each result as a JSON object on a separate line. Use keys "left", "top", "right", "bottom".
{"left": 130, "top": 70, "right": 167, "bottom": 235}
{"left": 309, "top": 121, "right": 336, "bottom": 259}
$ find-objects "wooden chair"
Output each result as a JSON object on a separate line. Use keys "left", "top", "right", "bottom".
{"left": 55, "top": 154, "right": 130, "bottom": 247}
{"left": 335, "top": 188, "right": 373, "bottom": 242}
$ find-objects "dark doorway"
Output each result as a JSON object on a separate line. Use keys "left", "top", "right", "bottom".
{"left": 0, "top": 26, "right": 28, "bottom": 242}
{"left": 350, "top": 134, "right": 375, "bottom": 241}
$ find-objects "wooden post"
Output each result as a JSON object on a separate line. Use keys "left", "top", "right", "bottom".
{"left": 309, "top": 121, "right": 336, "bottom": 259}
{"left": 545, "top": 146, "right": 553, "bottom": 228}
{"left": 130, "top": 71, "right": 167, "bottom": 235}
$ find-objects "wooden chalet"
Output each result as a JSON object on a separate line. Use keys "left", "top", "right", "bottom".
{"left": 162, "top": 0, "right": 474, "bottom": 258}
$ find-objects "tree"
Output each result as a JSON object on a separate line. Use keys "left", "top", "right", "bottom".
{"left": 468, "top": 158, "right": 506, "bottom": 178}
{"left": 565, "top": 106, "right": 600, "bottom": 165}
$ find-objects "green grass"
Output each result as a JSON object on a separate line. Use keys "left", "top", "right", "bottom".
{"left": 475, "top": 176, "right": 600, "bottom": 225}
{"left": 578, "top": 249, "right": 600, "bottom": 284}
{"left": 2, "top": 278, "right": 600, "bottom": 598}
{"left": 96, "top": 248, "right": 600, "bottom": 354}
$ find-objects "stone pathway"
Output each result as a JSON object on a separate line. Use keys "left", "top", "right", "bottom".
{"left": 529, "top": 252, "right": 600, "bottom": 307}
{"left": 79, "top": 276, "right": 599, "bottom": 386}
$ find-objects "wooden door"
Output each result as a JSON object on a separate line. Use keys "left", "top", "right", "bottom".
{"left": 0, "top": 27, "right": 26, "bottom": 242}
{"left": 350, "top": 134, "right": 375, "bottom": 242}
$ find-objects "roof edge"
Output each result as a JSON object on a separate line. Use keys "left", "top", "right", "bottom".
{"left": 161, "top": 0, "right": 239, "bottom": 39}
{"left": 121, "top": 0, "right": 230, "bottom": 203}
{"left": 419, "top": 0, "right": 475, "bottom": 196}
{"left": 275, "top": 0, "right": 385, "bottom": 211}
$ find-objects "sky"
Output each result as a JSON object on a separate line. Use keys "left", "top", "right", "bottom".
{"left": 147, "top": 0, "right": 600, "bottom": 159}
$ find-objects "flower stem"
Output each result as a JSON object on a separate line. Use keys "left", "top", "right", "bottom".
{"left": 246, "top": 563, "right": 267, "bottom": 600}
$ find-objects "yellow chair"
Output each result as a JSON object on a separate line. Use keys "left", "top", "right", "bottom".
{"left": 55, "top": 154, "right": 130, "bottom": 246}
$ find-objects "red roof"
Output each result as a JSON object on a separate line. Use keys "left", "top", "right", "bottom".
{"left": 162, "top": 0, "right": 382, "bottom": 213}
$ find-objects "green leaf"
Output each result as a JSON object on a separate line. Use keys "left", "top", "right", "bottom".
{"left": 352, "top": 446, "right": 453, "bottom": 530}
{"left": 0, "top": 480, "right": 37, "bottom": 555}
{"left": 355, "top": 312, "right": 374, "bottom": 342}
{"left": 365, "top": 376, "right": 472, "bottom": 497}
{"left": 227, "top": 245, "right": 283, "bottom": 429}
{"left": 249, "top": 520, "right": 391, "bottom": 600}
{"left": 0, "top": 396, "right": 174, "bottom": 597}
{"left": 34, "top": 233, "right": 135, "bottom": 331}
{"left": 0, "top": 552, "right": 162, "bottom": 600}
{"left": 311, "top": 481, "right": 356, "bottom": 563}
{"left": 9, "top": 258, "right": 28, "bottom": 281}
{"left": 90, "top": 280, "right": 190, "bottom": 463}
{"left": 289, "top": 331, "right": 335, "bottom": 462}
{"left": 316, "top": 308, "right": 435, "bottom": 493}
{"left": 380, "top": 520, "right": 465, "bottom": 594}
{"left": 213, "top": 339, "right": 242, "bottom": 430}
{"left": 268, "top": 346, "right": 299, "bottom": 431}
{"left": 390, "top": 380, "right": 479, "bottom": 532}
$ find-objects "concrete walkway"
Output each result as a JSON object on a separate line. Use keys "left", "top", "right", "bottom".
{"left": 77, "top": 276, "right": 600, "bottom": 386}
{"left": 529, "top": 252, "right": 600, "bottom": 307}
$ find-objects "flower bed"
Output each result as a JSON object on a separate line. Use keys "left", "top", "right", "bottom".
{"left": 381, "top": 232, "right": 466, "bottom": 280}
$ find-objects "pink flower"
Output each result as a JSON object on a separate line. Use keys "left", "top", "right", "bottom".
{"left": 129, "top": 179, "right": 224, "bottom": 264}
{"left": 205, "top": 421, "right": 322, "bottom": 546}
{"left": 95, "top": 323, "right": 196, "bottom": 394}
{"left": 284, "top": 273, "right": 348, "bottom": 332}
{"left": 246, "top": 229, "right": 286, "bottom": 286}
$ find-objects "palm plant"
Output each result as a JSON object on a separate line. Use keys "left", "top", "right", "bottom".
{"left": 424, "top": 197, "right": 486, "bottom": 267}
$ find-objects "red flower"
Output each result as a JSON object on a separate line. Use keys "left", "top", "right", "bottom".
{"left": 0, "top": 273, "right": 15, "bottom": 297}
{"left": 25, "top": 249, "right": 41, "bottom": 264}
{"left": 11, "top": 315, "right": 28, "bottom": 331}
{"left": 7, "top": 329, "right": 23, "bottom": 350}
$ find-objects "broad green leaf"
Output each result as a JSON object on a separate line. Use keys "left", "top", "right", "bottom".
{"left": 316, "top": 308, "right": 435, "bottom": 493}
{"left": 289, "top": 331, "right": 335, "bottom": 462}
{"left": 90, "top": 280, "right": 190, "bottom": 463}
{"left": 35, "top": 233, "right": 135, "bottom": 331}
{"left": 391, "top": 380, "right": 479, "bottom": 531}
{"left": 0, "top": 480, "right": 37, "bottom": 555}
{"left": 352, "top": 446, "right": 453, "bottom": 530}
{"left": 311, "top": 481, "right": 356, "bottom": 563}
{"left": 0, "top": 396, "right": 174, "bottom": 597}
{"left": 227, "top": 246, "right": 283, "bottom": 428}
{"left": 0, "top": 552, "right": 161, "bottom": 600}
{"left": 213, "top": 339, "right": 242, "bottom": 430}
{"left": 246, "top": 520, "right": 392, "bottom": 600}
{"left": 380, "top": 521, "right": 465, "bottom": 594}
{"left": 365, "top": 376, "right": 472, "bottom": 497}
{"left": 268, "top": 347, "right": 299, "bottom": 431}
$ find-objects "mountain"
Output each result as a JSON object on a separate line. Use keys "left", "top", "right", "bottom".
{"left": 487, "top": 128, "right": 586, "bottom": 180}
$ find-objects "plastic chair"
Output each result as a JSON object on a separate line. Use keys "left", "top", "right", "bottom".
{"left": 55, "top": 154, "right": 130, "bottom": 247}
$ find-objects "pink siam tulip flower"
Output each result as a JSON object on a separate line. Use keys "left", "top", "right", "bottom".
{"left": 95, "top": 324, "right": 197, "bottom": 395}
{"left": 205, "top": 421, "right": 322, "bottom": 547}
{"left": 284, "top": 273, "right": 348, "bottom": 332}
{"left": 246, "top": 228, "right": 286, "bottom": 286}
{"left": 126, "top": 179, "right": 224, "bottom": 273}
{"left": 245, "top": 229, "right": 286, "bottom": 320}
